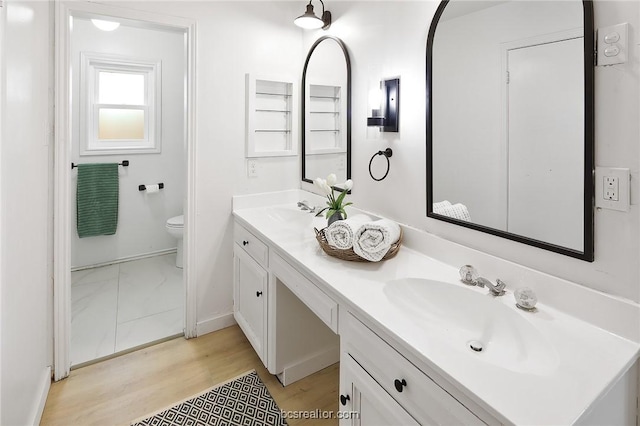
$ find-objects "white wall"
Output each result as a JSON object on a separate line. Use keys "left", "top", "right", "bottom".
{"left": 304, "top": 0, "right": 640, "bottom": 304}
{"left": 110, "top": 1, "right": 304, "bottom": 331}
{"left": 1, "top": 0, "right": 53, "bottom": 424}
{"left": 70, "top": 18, "right": 185, "bottom": 268}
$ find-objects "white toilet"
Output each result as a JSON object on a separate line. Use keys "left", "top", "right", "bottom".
{"left": 166, "top": 215, "right": 184, "bottom": 268}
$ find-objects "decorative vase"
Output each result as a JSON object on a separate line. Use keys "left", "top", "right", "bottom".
{"left": 327, "top": 211, "right": 344, "bottom": 226}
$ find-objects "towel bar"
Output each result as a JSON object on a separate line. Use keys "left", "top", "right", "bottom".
{"left": 139, "top": 183, "right": 164, "bottom": 191}
{"left": 71, "top": 160, "right": 129, "bottom": 169}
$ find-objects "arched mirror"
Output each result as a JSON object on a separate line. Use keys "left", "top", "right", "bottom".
{"left": 302, "top": 36, "right": 351, "bottom": 187}
{"left": 427, "top": 0, "right": 594, "bottom": 261}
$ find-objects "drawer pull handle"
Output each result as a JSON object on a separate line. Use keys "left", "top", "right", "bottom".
{"left": 394, "top": 378, "right": 407, "bottom": 392}
{"left": 242, "top": 240, "right": 249, "bottom": 246}
{"left": 339, "top": 394, "right": 350, "bottom": 406}
{"left": 256, "top": 291, "right": 263, "bottom": 297}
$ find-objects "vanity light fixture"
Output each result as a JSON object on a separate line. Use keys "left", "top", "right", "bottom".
{"left": 367, "top": 78, "right": 400, "bottom": 132}
{"left": 91, "top": 19, "right": 120, "bottom": 32}
{"left": 294, "top": 0, "right": 331, "bottom": 30}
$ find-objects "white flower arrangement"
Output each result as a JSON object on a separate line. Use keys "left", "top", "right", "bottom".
{"left": 313, "top": 173, "right": 353, "bottom": 220}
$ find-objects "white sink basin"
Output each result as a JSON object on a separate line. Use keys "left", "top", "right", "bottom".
{"left": 384, "top": 278, "right": 559, "bottom": 375}
{"left": 262, "top": 206, "right": 314, "bottom": 226}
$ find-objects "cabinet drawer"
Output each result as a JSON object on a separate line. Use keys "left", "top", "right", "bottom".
{"left": 343, "top": 312, "right": 485, "bottom": 425}
{"left": 234, "top": 222, "right": 268, "bottom": 267}
{"left": 270, "top": 252, "right": 338, "bottom": 333}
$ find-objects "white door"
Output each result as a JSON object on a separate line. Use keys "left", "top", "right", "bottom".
{"left": 507, "top": 37, "right": 584, "bottom": 250}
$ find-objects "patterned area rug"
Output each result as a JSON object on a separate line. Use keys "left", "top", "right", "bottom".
{"left": 131, "top": 370, "right": 287, "bottom": 426}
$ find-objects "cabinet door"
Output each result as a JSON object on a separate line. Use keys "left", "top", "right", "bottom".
{"left": 233, "top": 245, "right": 268, "bottom": 365}
{"left": 339, "top": 354, "right": 419, "bottom": 426}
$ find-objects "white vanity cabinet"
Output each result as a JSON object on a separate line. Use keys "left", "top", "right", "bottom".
{"left": 340, "top": 312, "right": 490, "bottom": 426}
{"left": 233, "top": 220, "right": 340, "bottom": 384}
{"left": 233, "top": 223, "right": 269, "bottom": 364}
{"left": 233, "top": 197, "right": 640, "bottom": 426}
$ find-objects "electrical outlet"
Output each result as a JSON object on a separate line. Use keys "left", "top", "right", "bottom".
{"left": 603, "top": 176, "right": 619, "bottom": 201}
{"left": 247, "top": 160, "right": 258, "bottom": 178}
{"left": 595, "top": 167, "right": 630, "bottom": 212}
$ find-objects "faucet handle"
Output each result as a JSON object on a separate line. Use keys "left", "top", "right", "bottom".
{"left": 514, "top": 287, "right": 537, "bottom": 311}
{"left": 459, "top": 265, "right": 479, "bottom": 285}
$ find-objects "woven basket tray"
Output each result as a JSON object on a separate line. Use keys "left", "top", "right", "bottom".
{"left": 314, "top": 227, "right": 403, "bottom": 262}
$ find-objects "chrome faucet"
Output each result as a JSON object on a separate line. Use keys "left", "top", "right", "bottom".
{"left": 476, "top": 277, "right": 506, "bottom": 296}
{"left": 297, "top": 200, "right": 316, "bottom": 213}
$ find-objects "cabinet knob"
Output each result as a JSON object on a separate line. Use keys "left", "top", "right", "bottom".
{"left": 242, "top": 240, "right": 249, "bottom": 246}
{"left": 394, "top": 378, "right": 407, "bottom": 392}
{"left": 339, "top": 394, "right": 350, "bottom": 406}
{"left": 256, "top": 291, "right": 263, "bottom": 297}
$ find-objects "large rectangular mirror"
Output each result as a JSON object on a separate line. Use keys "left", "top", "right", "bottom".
{"left": 427, "top": 0, "right": 594, "bottom": 261}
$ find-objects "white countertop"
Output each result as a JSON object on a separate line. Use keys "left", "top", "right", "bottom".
{"left": 232, "top": 192, "right": 640, "bottom": 425}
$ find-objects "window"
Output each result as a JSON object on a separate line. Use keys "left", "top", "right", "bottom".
{"left": 80, "top": 52, "right": 161, "bottom": 155}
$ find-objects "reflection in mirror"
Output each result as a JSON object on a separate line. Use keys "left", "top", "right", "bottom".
{"left": 427, "top": 0, "right": 594, "bottom": 260}
{"left": 302, "top": 36, "right": 351, "bottom": 186}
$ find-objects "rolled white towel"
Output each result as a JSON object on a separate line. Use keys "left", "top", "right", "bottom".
{"left": 436, "top": 203, "right": 470, "bottom": 221}
{"left": 325, "top": 214, "right": 372, "bottom": 249}
{"left": 433, "top": 200, "right": 452, "bottom": 214}
{"left": 353, "top": 219, "right": 401, "bottom": 262}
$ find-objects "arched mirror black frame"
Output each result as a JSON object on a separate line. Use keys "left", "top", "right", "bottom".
{"left": 301, "top": 36, "right": 352, "bottom": 189}
{"left": 426, "top": 0, "right": 594, "bottom": 261}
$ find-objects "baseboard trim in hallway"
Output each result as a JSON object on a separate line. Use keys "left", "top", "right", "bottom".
{"left": 196, "top": 312, "right": 237, "bottom": 336}
{"left": 31, "top": 366, "right": 51, "bottom": 426}
{"left": 71, "top": 248, "right": 178, "bottom": 272}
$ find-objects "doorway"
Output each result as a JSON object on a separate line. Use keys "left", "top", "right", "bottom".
{"left": 506, "top": 36, "right": 584, "bottom": 250}
{"left": 54, "top": 1, "right": 197, "bottom": 379}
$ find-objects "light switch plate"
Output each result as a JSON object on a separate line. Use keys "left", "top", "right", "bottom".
{"left": 595, "top": 167, "right": 630, "bottom": 212}
{"left": 597, "top": 23, "right": 628, "bottom": 66}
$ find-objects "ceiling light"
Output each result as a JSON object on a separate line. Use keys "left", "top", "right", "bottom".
{"left": 91, "top": 19, "right": 120, "bottom": 32}
{"left": 294, "top": 0, "right": 331, "bottom": 30}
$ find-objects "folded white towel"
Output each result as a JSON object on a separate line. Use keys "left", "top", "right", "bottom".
{"left": 353, "top": 219, "right": 401, "bottom": 262}
{"left": 434, "top": 202, "right": 471, "bottom": 221}
{"left": 326, "top": 214, "right": 372, "bottom": 249}
{"left": 433, "top": 200, "right": 452, "bottom": 213}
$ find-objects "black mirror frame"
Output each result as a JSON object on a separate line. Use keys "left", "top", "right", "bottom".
{"left": 301, "top": 36, "right": 352, "bottom": 191}
{"left": 426, "top": 0, "right": 594, "bottom": 262}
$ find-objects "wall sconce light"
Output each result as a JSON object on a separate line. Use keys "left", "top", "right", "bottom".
{"left": 294, "top": 0, "right": 331, "bottom": 30}
{"left": 367, "top": 78, "right": 400, "bottom": 132}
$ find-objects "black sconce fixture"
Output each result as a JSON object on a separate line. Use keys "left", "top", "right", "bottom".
{"left": 294, "top": 0, "right": 331, "bottom": 30}
{"left": 367, "top": 78, "right": 400, "bottom": 132}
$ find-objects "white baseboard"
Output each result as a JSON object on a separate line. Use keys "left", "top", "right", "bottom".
{"left": 196, "top": 312, "right": 237, "bottom": 336}
{"left": 277, "top": 344, "right": 340, "bottom": 386}
{"left": 30, "top": 366, "right": 51, "bottom": 426}
{"left": 71, "top": 248, "right": 177, "bottom": 271}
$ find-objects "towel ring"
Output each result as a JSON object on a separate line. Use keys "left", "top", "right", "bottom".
{"left": 369, "top": 148, "right": 393, "bottom": 181}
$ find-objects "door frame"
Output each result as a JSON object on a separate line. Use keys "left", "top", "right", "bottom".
{"left": 53, "top": 0, "right": 198, "bottom": 380}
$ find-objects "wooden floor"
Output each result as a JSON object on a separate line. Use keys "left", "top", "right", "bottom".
{"left": 41, "top": 325, "right": 339, "bottom": 426}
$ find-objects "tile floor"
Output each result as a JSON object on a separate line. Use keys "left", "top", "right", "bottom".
{"left": 71, "top": 253, "right": 184, "bottom": 366}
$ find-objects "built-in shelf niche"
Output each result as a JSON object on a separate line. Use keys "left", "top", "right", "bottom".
{"left": 306, "top": 84, "right": 345, "bottom": 154}
{"left": 245, "top": 74, "right": 298, "bottom": 158}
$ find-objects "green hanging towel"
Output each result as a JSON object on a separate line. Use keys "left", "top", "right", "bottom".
{"left": 76, "top": 163, "right": 119, "bottom": 238}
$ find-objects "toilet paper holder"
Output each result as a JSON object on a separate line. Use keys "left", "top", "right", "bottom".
{"left": 139, "top": 183, "right": 164, "bottom": 191}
